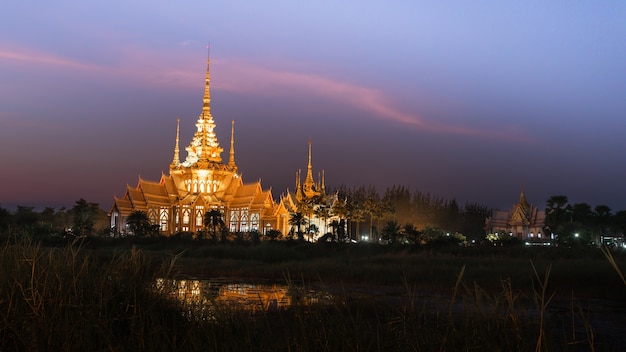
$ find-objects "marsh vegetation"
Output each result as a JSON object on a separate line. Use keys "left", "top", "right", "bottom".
{"left": 0, "top": 236, "right": 624, "bottom": 351}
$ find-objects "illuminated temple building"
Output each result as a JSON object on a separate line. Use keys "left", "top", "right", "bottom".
{"left": 279, "top": 139, "right": 334, "bottom": 239}
{"left": 109, "top": 54, "right": 293, "bottom": 235}
{"left": 485, "top": 189, "right": 546, "bottom": 240}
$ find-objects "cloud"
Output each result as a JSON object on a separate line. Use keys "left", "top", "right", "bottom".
{"left": 214, "top": 59, "right": 523, "bottom": 138}
{"left": 0, "top": 43, "right": 525, "bottom": 138}
{"left": 0, "top": 46, "right": 99, "bottom": 71}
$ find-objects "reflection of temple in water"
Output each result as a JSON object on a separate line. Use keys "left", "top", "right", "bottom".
{"left": 156, "top": 278, "right": 293, "bottom": 311}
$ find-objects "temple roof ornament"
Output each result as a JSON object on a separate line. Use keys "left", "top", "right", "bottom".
{"left": 518, "top": 188, "right": 530, "bottom": 210}
{"left": 111, "top": 49, "right": 290, "bottom": 236}
{"left": 303, "top": 138, "right": 315, "bottom": 197}
{"left": 170, "top": 117, "right": 181, "bottom": 168}
{"left": 508, "top": 188, "right": 531, "bottom": 226}
{"left": 182, "top": 52, "right": 223, "bottom": 167}
{"left": 294, "top": 139, "right": 325, "bottom": 201}
{"left": 228, "top": 120, "right": 237, "bottom": 171}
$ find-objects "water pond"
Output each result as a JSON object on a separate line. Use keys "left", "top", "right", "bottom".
{"left": 156, "top": 277, "right": 335, "bottom": 314}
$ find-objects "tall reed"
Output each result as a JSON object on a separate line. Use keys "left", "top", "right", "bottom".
{"left": 1, "top": 238, "right": 623, "bottom": 351}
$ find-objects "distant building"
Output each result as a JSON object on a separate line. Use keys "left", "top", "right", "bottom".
{"left": 109, "top": 54, "right": 294, "bottom": 236}
{"left": 279, "top": 140, "right": 336, "bottom": 240}
{"left": 485, "top": 190, "right": 546, "bottom": 240}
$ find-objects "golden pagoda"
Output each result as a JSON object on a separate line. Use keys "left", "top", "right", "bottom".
{"left": 279, "top": 139, "right": 336, "bottom": 240}
{"left": 110, "top": 53, "right": 290, "bottom": 236}
{"left": 295, "top": 139, "right": 325, "bottom": 202}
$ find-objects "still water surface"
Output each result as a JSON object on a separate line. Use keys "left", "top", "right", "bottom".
{"left": 156, "top": 278, "right": 333, "bottom": 313}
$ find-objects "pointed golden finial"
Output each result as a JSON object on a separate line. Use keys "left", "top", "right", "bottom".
{"left": 228, "top": 120, "right": 236, "bottom": 169}
{"left": 295, "top": 169, "right": 304, "bottom": 200}
{"left": 304, "top": 138, "right": 315, "bottom": 194}
{"left": 171, "top": 117, "right": 181, "bottom": 168}
{"left": 202, "top": 44, "right": 211, "bottom": 114}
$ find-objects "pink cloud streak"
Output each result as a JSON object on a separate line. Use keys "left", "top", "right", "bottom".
{"left": 214, "top": 60, "right": 516, "bottom": 137}
{"left": 0, "top": 47, "right": 98, "bottom": 71}
{"left": 0, "top": 43, "right": 525, "bottom": 138}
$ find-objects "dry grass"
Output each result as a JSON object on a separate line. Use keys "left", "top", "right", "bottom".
{"left": 0, "top": 237, "right": 624, "bottom": 351}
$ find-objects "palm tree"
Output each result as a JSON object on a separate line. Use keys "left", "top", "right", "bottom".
{"left": 403, "top": 223, "right": 420, "bottom": 244}
{"left": 204, "top": 209, "right": 225, "bottom": 240}
{"left": 364, "top": 187, "right": 381, "bottom": 241}
{"left": 347, "top": 187, "right": 366, "bottom": 241}
{"left": 289, "top": 212, "right": 307, "bottom": 241}
{"left": 612, "top": 210, "right": 626, "bottom": 243}
{"left": 126, "top": 210, "right": 152, "bottom": 237}
{"left": 594, "top": 205, "right": 612, "bottom": 242}
{"left": 571, "top": 202, "right": 593, "bottom": 238}
{"left": 328, "top": 219, "right": 340, "bottom": 241}
{"left": 545, "top": 195, "right": 570, "bottom": 238}
{"left": 381, "top": 220, "right": 402, "bottom": 244}
{"left": 331, "top": 196, "right": 349, "bottom": 241}
{"left": 315, "top": 204, "right": 331, "bottom": 234}
{"left": 298, "top": 198, "right": 315, "bottom": 237}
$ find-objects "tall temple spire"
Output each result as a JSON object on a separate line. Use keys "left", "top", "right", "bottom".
{"left": 203, "top": 45, "right": 211, "bottom": 114}
{"left": 182, "top": 49, "right": 223, "bottom": 167}
{"left": 303, "top": 138, "right": 315, "bottom": 194}
{"left": 170, "top": 117, "right": 181, "bottom": 168}
{"left": 518, "top": 187, "right": 529, "bottom": 210}
{"left": 295, "top": 169, "right": 304, "bottom": 200}
{"left": 228, "top": 119, "right": 236, "bottom": 169}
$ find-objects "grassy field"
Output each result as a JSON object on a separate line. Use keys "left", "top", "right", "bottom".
{"left": 86, "top": 237, "right": 626, "bottom": 299}
{"left": 1, "top": 237, "right": 625, "bottom": 351}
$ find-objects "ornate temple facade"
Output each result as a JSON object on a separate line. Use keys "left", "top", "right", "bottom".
{"left": 279, "top": 140, "right": 334, "bottom": 240}
{"left": 109, "top": 54, "right": 291, "bottom": 236}
{"left": 485, "top": 189, "right": 547, "bottom": 240}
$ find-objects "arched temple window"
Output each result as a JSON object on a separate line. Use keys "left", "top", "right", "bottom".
{"left": 195, "top": 206, "right": 204, "bottom": 227}
{"left": 160, "top": 207, "right": 168, "bottom": 232}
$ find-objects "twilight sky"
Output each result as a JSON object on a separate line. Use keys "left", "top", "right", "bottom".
{"left": 1, "top": 1, "right": 625, "bottom": 212}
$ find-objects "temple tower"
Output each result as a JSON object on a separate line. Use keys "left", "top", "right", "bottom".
{"left": 181, "top": 52, "right": 224, "bottom": 168}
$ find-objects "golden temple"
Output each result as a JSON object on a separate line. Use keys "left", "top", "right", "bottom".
{"left": 110, "top": 53, "right": 332, "bottom": 237}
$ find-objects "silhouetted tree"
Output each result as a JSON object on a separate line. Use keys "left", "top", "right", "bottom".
{"left": 364, "top": 186, "right": 381, "bottom": 241}
{"left": 348, "top": 186, "right": 366, "bottom": 241}
{"left": 544, "top": 195, "right": 570, "bottom": 238}
{"left": 381, "top": 220, "right": 402, "bottom": 244}
{"left": 315, "top": 204, "right": 331, "bottom": 234}
{"left": 14, "top": 206, "right": 38, "bottom": 228}
{"left": 289, "top": 212, "right": 307, "bottom": 241}
{"left": 266, "top": 229, "right": 282, "bottom": 241}
{"left": 593, "top": 205, "right": 612, "bottom": 243}
{"left": 0, "top": 206, "right": 10, "bottom": 234}
{"left": 571, "top": 202, "right": 594, "bottom": 239}
{"left": 331, "top": 196, "right": 349, "bottom": 241}
{"left": 403, "top": 223, "right": 421, "bottom": 245}
{"left": 461, "top": 202, "right": 492, "bottom": 242}
{"left": 126, "top": 210, "right": 152, "bottom": 237}
{"left": 71, "top": 199, "right": 101, "bottom": 236}
{"left": 204, "top": 209, "right": 225, "bottom": 240}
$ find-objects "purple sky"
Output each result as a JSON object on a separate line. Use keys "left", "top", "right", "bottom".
{"left": 1, "top": 1, "right": 626, "bottom": 212}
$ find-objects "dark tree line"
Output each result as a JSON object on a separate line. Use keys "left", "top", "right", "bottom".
{"left": 0, "top": 199, "right": 109, "bottom": 238}
{"left": 544, "top": 195, "right": 626, "bottom": 246}
{"left": 331, "top": 185, "right": 491, "bottom": 243}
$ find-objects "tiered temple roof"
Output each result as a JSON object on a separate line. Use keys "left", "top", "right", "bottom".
{"left": 110, "top": 52, "right": 288, "bottom": 235}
